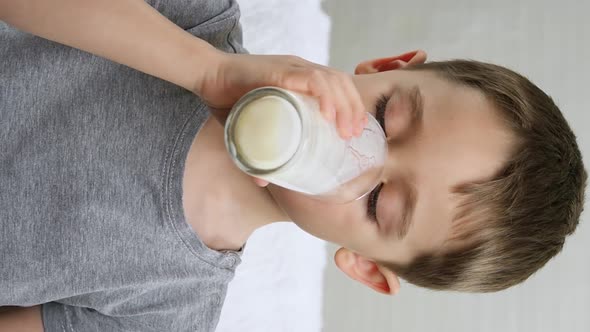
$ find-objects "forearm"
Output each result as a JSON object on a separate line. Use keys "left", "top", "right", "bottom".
{"left": 0, "top": 306, "right": 43, "bottom": 332}
{"left": 0, "top": 0, "right": 219, "bottom": 92}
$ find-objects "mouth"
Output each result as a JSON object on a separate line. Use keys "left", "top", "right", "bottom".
{"left": 366, "top": 182, "right": 383, "bottom": 222}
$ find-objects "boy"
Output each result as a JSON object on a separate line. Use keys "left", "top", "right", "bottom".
{"left": 0, "top": 0, "right": 586, "bottom": 331}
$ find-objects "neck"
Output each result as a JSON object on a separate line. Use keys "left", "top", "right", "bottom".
{"left": 182, "top": 114, "right": 288, "bottom": 251}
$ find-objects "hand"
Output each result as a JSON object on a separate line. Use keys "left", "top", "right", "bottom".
{"left": 196, "top": 52, "right": 368, "bottom": 188}
{"left": 196, "top": 52, "right": 368, "bottom": 139}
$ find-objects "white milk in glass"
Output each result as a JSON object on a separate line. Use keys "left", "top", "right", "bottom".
{"left": 225, "top": 87, "right": 387, "bottom": 202}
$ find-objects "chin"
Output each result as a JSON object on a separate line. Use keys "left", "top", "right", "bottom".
{"left": 269, "top": 185, "right": 366, "bottom": 245}
{"left": 269, "top": 185, "right": 320, "bottom": 219}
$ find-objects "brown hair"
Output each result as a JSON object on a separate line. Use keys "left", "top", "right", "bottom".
{"left": 381, "top": 60, "right": 587, "bottom": 292}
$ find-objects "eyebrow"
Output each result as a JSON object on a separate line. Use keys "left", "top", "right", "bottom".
{"left": 402, "top": 86, "right": 424, "bottom": 138}
{"left": 391, "top": 86, "right": 423, "bottom": 239}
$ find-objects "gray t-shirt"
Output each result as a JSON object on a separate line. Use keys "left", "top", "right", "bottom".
{"left": 0, "top": 1, "right": 247, "bottom": 331}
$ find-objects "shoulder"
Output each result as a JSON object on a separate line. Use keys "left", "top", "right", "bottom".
{"left": 148, "top": 0, "right": 241, "bottom": 30}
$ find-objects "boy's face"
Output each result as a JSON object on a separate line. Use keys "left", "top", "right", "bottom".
{"left": 268, "top": 53, "right": 514, "bottom": 292}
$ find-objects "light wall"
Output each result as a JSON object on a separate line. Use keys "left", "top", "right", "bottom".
{"left": 322, "top": 1, "right": 590, "bottom": 331}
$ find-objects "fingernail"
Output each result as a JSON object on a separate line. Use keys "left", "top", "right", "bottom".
{"left": 353, "top": 124, "right": 361, "bottom": 136}
{"left": 329, "top": 107, "right": 336, "bottom": 121}
{"left": 343, "top": 125, "right": 352, "bottom": 139}
{"left": 342, "top": 126, "right": 351, "bottom": 139}
{"left": 323, "top": 108, "right": 334, "bottom": 121}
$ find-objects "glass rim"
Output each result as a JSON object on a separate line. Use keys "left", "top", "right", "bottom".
{"left": 224, "top": 86, "right": 307, "bottom": 176}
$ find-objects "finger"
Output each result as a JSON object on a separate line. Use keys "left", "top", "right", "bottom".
{"left": 341, "top": 74, "right": 366, "bottom": 136}
{"left": 319, "top": 94, "right": 336, "bottom": 122}
{"left": 307, "top": 70, "right": 339, "bottom": 123}
{"left": 281, "top": 70, "right": 335, "bottom": 121}
{"left": 253, "top": 177, "right": 269, "bottom": 187}
{"left": 327, "top": 74, "right": 354, "bottom": 138}
{"left": 336, "top": 105, "right": 354, "bottom": 139}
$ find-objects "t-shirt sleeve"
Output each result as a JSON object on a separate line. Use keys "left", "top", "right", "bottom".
{"left": 42, "top": 301, "right": 217, "bottom": 332}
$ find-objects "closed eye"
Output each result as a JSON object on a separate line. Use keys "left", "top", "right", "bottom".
{"left": 375, "top": 87, "right": 424, "bottom": 139}
{"left": 367, "top": 182, "right": 384, "bottom": 223}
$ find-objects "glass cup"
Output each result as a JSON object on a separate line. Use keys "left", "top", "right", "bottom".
{"left": 224, "top": 87, "right": 387, "bottom": 203}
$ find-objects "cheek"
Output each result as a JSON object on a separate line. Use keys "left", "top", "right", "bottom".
{"left": 268, "top": 186, "right": 333, "bottom": 228}
{"left": 268, "top": 185, "right": 372, "bottom": 243}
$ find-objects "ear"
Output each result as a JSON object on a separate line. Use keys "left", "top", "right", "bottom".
{"left": 354, "top": 50, "right": 427, "bottom": 75}
{"left": 334, "top": 247, "right": 400, "bottom": 295}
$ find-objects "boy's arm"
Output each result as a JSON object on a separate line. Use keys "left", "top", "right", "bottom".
{"left": 1, "top": 0, "right": 367, "bottom": 143}
{"left": 0, "top": 306, "right": 43, "bottom": 332}
{"left": 0, "top": 0, "right": 218, "bottom": 93}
